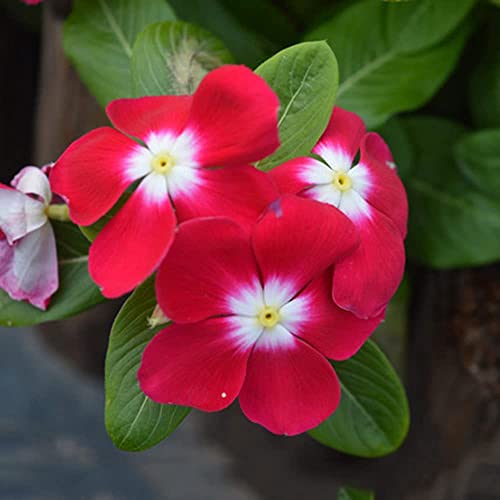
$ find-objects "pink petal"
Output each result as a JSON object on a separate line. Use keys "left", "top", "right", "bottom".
{"left": 50, "top": 127, "right": 144, "bottom": 226}
{"left": 173, "top": 165, "right": 279, "bottom": 231}
{"left": 185, "top": 65, "right": 280, "bottom": 167}
{"left": 281, "top": 271, "right": 383, "bottom": 360}
{"left": 156, "top": 217, "right": 259, "bottom": 323}
{"left": 333, "top": 210, "right": 405, "bottom": 319}
{"left": 239, "top": 329, "right": 340, "bottom": 435}
{"left": 89, "top": 176, "right": 176, "bottom": 298}
{"left": 138, "top": 318, "right": 252, "bottom": 411}
{"left": 270, "top": 157, "right": 330, "bottom": 195}
{"left": 357, "top": 133, "right": 408, "bottom": 237}
{"left": 0, "top": 187, "right": 47, "bottom": 244}
{"left": 252, "top": 195, "right": 359, "bottom": 298}
{"left": 313, "top": 107, "right": 366, "bottom": 171}
{"left": 12, "top": 166, "right": 52, "bottom": 205}
{"left": 106, "top": 95, "right": 192, "bottom": 144}
{"left": 0, "top": 223, "right": 58, "bottom": 310}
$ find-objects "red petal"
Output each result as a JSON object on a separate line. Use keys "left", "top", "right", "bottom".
{"left": 333, "top": 210, "right": 405, "bottom": 319}
{"left": 270, "top": 157, "right": 328, "bottom": 195}
{"left": 138, "top": 318, "right": 252, "bottom": 411}
{"left": 173, "top": 165, "right": 279, "bottom": 231}
{"left": 89, "top": 176, "right": 175, "bottom": 298}
{"left": 186, "top": 65, "right": 280, "bottom": 167}
{"left": 50, "top": 127, "right": 141, "bottom": 226}
{"left": 282, "top": 271, "right": 383, "bottom": 360}
{"left": 358, "top": 133, "right": 408, "bottom": 237}
{"left": 156, "top": 217, "right": 259, "bottom": 323}
{"left": 239, "top": 330, "right": 340, "bottom": 435}
{"left": 253, "top": 195, "right": 359, "bottom": 297}
{"left": 313, "top": 107, "right": 366, "bottom": 170}
{"left": 106, "top": 95, "right": 192, "bottom": 144}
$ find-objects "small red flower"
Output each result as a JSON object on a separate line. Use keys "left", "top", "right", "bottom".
{"left": 270, "top": 107, "right": 408, "bottom": 318}
{"left": 50, "top": 65, "right": 280, "bottom": 298}
{"left": 0, "top": 167, "right": 58, "bottom": 309}
{"left": 138, "top": 196, "right": 383, "bottom": 435}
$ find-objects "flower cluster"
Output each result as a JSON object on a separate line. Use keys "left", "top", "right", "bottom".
{"left": 2, "top": 65, "right": 407, "bottom": 434}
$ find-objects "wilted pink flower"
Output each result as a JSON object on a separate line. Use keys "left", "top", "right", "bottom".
{"left": 0, "top": 167, "right": 58, "bottom": 310}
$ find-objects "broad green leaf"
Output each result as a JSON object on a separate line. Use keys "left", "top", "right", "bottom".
{"left": 338, "top": 487, "right": 375, "bottom": 500}
{"left": 309, "top": 340, "right": 409, "bottom": 458}
{"left": 167, "top": 0, "right": 295, "bottom": 67}
{"left": 131, "top": 21, "right": 233, "bottom": 97}
{"left": 455, "top": 129, "right": 500, "bottom": 198}
{"left": 105, "top": 276, "right": 189, "bottom": 451}
{"left": 64, "top": 0, "right": 176, "bottom": 107}
{"left": 0, "top": 222, "right": 104, "bottom": 327}
{"left": 306, "top": 0, "right": 475, "bottom": 127}
{"left": 469, "top": 15, "right": 500, "bottom": 128}
{"left": 381, "top": 117, "right": 500, "bottom": 268}
{"left": 255, "top": 41, "right": 338, "bottom": 171}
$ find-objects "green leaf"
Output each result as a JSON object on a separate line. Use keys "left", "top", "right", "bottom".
{"left": 0, "top": 222, "right": 104, "bottom": 327}
{"left": 309, "top": 340, "right": 409, "bottom": 458}
{"left": 64, "top": 0, "right": 176, "bottom": 107}
{"left": 105, "top": 276, "right": 189, "bottom": 451}
{"left": 306, "top": 0, "right": 475, "bottom": 127}
{"left": 131, "top": 20, "right": 233, "bottom": 97}
{"left": 455, "top": 129, "right": 500, "bottom": 198}
{"left": 381, "top": 116, "right": 500, "bottom": 268}
{"left": 338, "top": 487, "right": 375, "bottom": 500}
{"left": 167, "top": 0, "right": 295, "bottom": 67}
{"left": 255, "top": 41, "right": 338, "bottom": 171}
{"left": 469, "top": 15, "right": 500, "bottom": 128}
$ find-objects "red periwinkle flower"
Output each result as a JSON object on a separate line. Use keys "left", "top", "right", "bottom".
{"left": 0, "top": 167, "right": 58, "bottom": 309}
{"left": 138, "top": 196, "right": 383, "bottom": 435}
{"left": 50, "top": 65, "right": 280, "bottom": 298}
{"left": 270, "top": 107, "right": 408, "bottom": 319}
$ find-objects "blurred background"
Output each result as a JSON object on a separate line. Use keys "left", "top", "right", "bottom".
{"left": 1, "top": 0, "right": 499, "bottom": 499}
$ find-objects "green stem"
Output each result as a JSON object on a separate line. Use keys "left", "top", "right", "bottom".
{"left": 46, "top": 204, "right": 71, "bottom": 222}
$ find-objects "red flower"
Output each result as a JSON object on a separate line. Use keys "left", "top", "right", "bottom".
{"left": 50, "top": 65, "right": 280, "bottom": 298}
{"left": 21, "top": 0, "right": 43, "bottom": 4}
{"left": 270, "top": 108, "right": 408, "bottom": 318}
{"left": 138, "top": 196, "right": 383, "bottom": 435}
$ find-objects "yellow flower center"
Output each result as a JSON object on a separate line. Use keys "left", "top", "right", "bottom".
{"left": 151, "top": 153, "right": 175, "bottom": 175}
{"left": 258, "top": 306, "right": 280, "bottom": 328}
{"left": 332, "top": 172, "right": 352, "bottom": 192}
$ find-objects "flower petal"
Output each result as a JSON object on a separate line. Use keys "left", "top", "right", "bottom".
{"left": 50, "top": 127, "right": 144, "bottom": 226}
{"left": 333, "top": 210, "right": 405, "bottom": 319}
{"left": 313, "top": 107, "right": 366, "bottom": 171}
{"left": 281, "top": 271, "right": 383, "bottom": 360}
{"left": 106, "top": 95, "right": 192, "bottom": 144}
{"left": 0, "top": 186, "right": 47, "bottom": 244}
{"left": 357, "top": 133, "right": 408, "bottom": 237}
{"left": 156, "top": 217, "right": 259, "bottom": 323}
{"left": 0, "top": 223, "right": 58, "bottom": 310}
{"left": 253, "top": 195, "right": 359, "bottom": 297}
{"left": 185, "top": 65, "right": 280, "bottom": 167}
{"left": 172, "top": 165, "right": 279, "bottom": 231}
{"left": 239, "top": 327, "right": 340, "bottom": 435}
{"left": 12, "top": 166, "right": 52, "bottom": 205}
{"left": 270, "top": 157, "right": 332, "bottom": 195}
{"left": 138, "top": 318, "right": 252, "bottom": 411}
{"left": 89, "top": 175, "right": 175, "bottom": 298}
